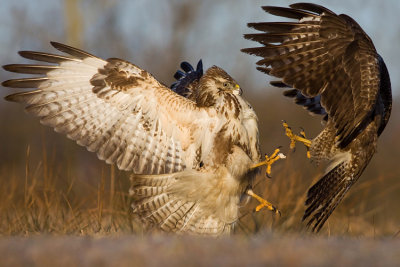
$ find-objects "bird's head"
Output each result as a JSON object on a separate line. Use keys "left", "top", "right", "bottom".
{"left": 194, "top": 65, "right": 243, "bottom": 107}
{"left": 206, "top": 66, "right": 242, "bottom": 96}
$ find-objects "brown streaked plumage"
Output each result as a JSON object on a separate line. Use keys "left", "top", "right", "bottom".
{"left": 243, "top": 3, "right": 392, "bottom": 232}
{"left": 3, "top": 42, "right": 262, "bottom": 236}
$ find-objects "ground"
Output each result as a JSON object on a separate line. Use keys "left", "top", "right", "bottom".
{"left": 1, "top": 234, "right": 399, "bottom": 267}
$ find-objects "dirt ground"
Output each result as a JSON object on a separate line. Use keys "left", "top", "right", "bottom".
{"left": 1, "top": 234, "right": 399, "bottom": 267}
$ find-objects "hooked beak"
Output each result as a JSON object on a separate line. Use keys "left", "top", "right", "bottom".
{"left": 235, "top": 84, "right": 243, "bottom": 96}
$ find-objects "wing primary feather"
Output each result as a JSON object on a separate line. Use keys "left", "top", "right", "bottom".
{"left": 2, "top": 77, "right": 49, "bottom": 89}
{"left": 180, "top": 62, "right": 194, "bottom": 72}
{"left": 3, "top": 64, "right": 61, "bottom": 75}
{"left": 18, "top": 51, "right": 79, "bottom": 63}
{"left": 170, "top": 59, "right": 203, "bottom": 97}
{"left": 50, "top": 41, "right": 97, "bottom": 59}
{"left": 247, "top": 22, "right": 307, "bottom": 32}
{"left": 289, "top": 3, "right": 335, "bottom": 15}
{"left": 261, "top": 6, "right": 318, "bottom": 19}
{"left": 270, "top": 81, "right": 290, "bottom": 88}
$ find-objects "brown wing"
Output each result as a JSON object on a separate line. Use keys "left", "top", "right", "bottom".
{"left": 242, "top": 3, "right": 380, "bottom": 147}
{"left": 3, "top": 42, "right": 214, "bottom": 174}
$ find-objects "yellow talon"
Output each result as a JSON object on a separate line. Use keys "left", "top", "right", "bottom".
{"left": 247, "top": 189, "right": 281, "bottom": 215}
{"left": 251, "top": 147, "right": 286, "bottom": 177}
{"left": 282, "top": 121, "right": 312, "bottom": 158}
{"left": 299, "top": 127, "right": 311, "bottom": 159}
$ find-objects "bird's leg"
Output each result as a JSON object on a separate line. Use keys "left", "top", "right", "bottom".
{"left": 282, "top": 121, "right": 312, "bottom": 158}
{"left": 299, "top": 127, "right": 311, "bottom": 159}
{"left": 250, "top": 147, "right": 286, "bottom": 177}
{"left": 246, "top": 189, "right": 281, "bottom": 215}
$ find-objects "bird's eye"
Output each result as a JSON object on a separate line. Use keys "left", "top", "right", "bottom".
{"left": 223, "top": 82, "right": 229, "bottom": 87}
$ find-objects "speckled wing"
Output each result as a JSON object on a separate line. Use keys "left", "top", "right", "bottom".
{"left": 3, "top": 42, "right": 211, "bottom": 174}
{"left": 242, "top": 3, "right": 381, "bottom": 148}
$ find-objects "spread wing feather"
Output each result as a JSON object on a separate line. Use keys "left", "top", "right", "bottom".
{"left": 3, "top": 42, "right": 212, "bottom": 174}
{"left": 242, "top": 3, "right": 380, "bottom": 148}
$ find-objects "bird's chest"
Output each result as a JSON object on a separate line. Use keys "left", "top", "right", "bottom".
{"left": 198, "top": 95, "right": 260, "bottom": 175}
{"left": 204, "top": 119, "right": 253, "bottom": 170}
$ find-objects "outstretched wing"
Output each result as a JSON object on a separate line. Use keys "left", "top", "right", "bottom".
{"left": 242, "top": 3, "right": 380, "bottom": 148}
{"left": 3, "top": 42, "right": 212, "bottom": 174}
{"left": 170, "top": 60, "right": 203, "bottom": 98}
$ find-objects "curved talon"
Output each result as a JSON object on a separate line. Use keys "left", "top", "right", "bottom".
{"left": 282, "top": 121, "right": 312, "bottom": 157}
{"left": 283, "top": 121, "right": 296, "bottom": 149}
{"left": 299, "top": 127, "right": 306, "bottom": 137}
{"left": 247, "top": 189, "right": 281, "bottom": 215}
{"left": 299, "top": 128, "right": 311, "bottom": 159}
{"left": 251, "top": 147, "right": 286, "bottom": 177}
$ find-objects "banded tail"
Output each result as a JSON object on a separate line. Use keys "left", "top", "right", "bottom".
{"left": 130, "top": 170, "right": 236, "bottom": 236}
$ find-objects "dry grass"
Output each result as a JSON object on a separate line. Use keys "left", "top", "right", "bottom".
{"left": 0, "top": 145, "right": 139, "bottom": 236}
{"left": 0, "top": 92, "right": 399, "bottom": 237}
{"left": 1, "top": 91, "right": 399, "bottom": 267}
{"left": 0, "top": 129, "right": 398, "bottom": 237}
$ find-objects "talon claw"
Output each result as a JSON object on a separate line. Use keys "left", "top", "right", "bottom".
{"left": 251, "top": 147, "right": 285, "bottom": 177}
{"left": 282, "top": 121, "right": 312, "bottom": 157}
{"left": 247, "top": 189, "right": 280, "bottom": 215}
{"left": 300, "top": 127, "right": 307, "bottom": 139}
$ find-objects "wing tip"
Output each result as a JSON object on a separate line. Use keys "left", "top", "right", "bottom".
{"left": 271, "top": 80, "right": 290, "bottom": 88}
{"left": 2, "top": 64, "right": 32, "bottom": 74}
{"left": 49, "top": 41, "right": 96, "bottom": 59}
{"left": 50, "top": 41, "right": 74, "bottom": 53}
{"left": 18, "top": 50, "right": 30, "bottom": 57}
{"left": 2, "top": 64, "right": 14, "bottom": 72}
{"left": 2, "top": 79, "right": 13, "bottom": 88}
{"left": 4, "top": 92, "right": 18, "bottom": 102}
{"left": 261, "top": 5, "right": 280, "bottom": 12}
{"left": 289, "top": 3, "right": 334, "bottom": 15}
{"left": 49, "top": 41, "right": 64, "bottom": 49}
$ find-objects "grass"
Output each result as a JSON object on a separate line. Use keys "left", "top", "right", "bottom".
{"left": 0, "top": 143, "right": 139, "bottom": 236}
{"left": 0, "top": 139, "right": 398, "bottom": 237}
{"left": 0, "top": 92, "right": 399, "bottom": 237}
{"left": 0, "top": 93, "right": 399, "bottom": 267}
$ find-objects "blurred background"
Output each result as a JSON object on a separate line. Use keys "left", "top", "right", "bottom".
{"left": 0, "top": 0, "right": 399, "bottom": 236}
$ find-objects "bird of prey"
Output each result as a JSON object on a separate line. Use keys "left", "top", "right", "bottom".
{"left": 2, "top": 42, "right": 284, "bottom": 236}
{"left": 242, "top": 3, "right": 392, "bottom": 232}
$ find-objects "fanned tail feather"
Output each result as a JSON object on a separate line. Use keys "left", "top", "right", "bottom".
{"left": 130, "top": 170, "right": 233, "bottom": 236}
{"left": 302, "top": 161, "right": 354, "bottom": 232}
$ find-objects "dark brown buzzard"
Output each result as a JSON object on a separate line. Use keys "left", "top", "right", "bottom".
{"left": 242, "top": 3, "right": 392, "bottom": 232}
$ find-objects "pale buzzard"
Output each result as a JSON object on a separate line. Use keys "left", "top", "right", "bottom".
{"left": 2, "top": 42, "right": 282, "bottom": 235}
{"left": 243, "top": 3, "right": 392, "bottom": 232}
